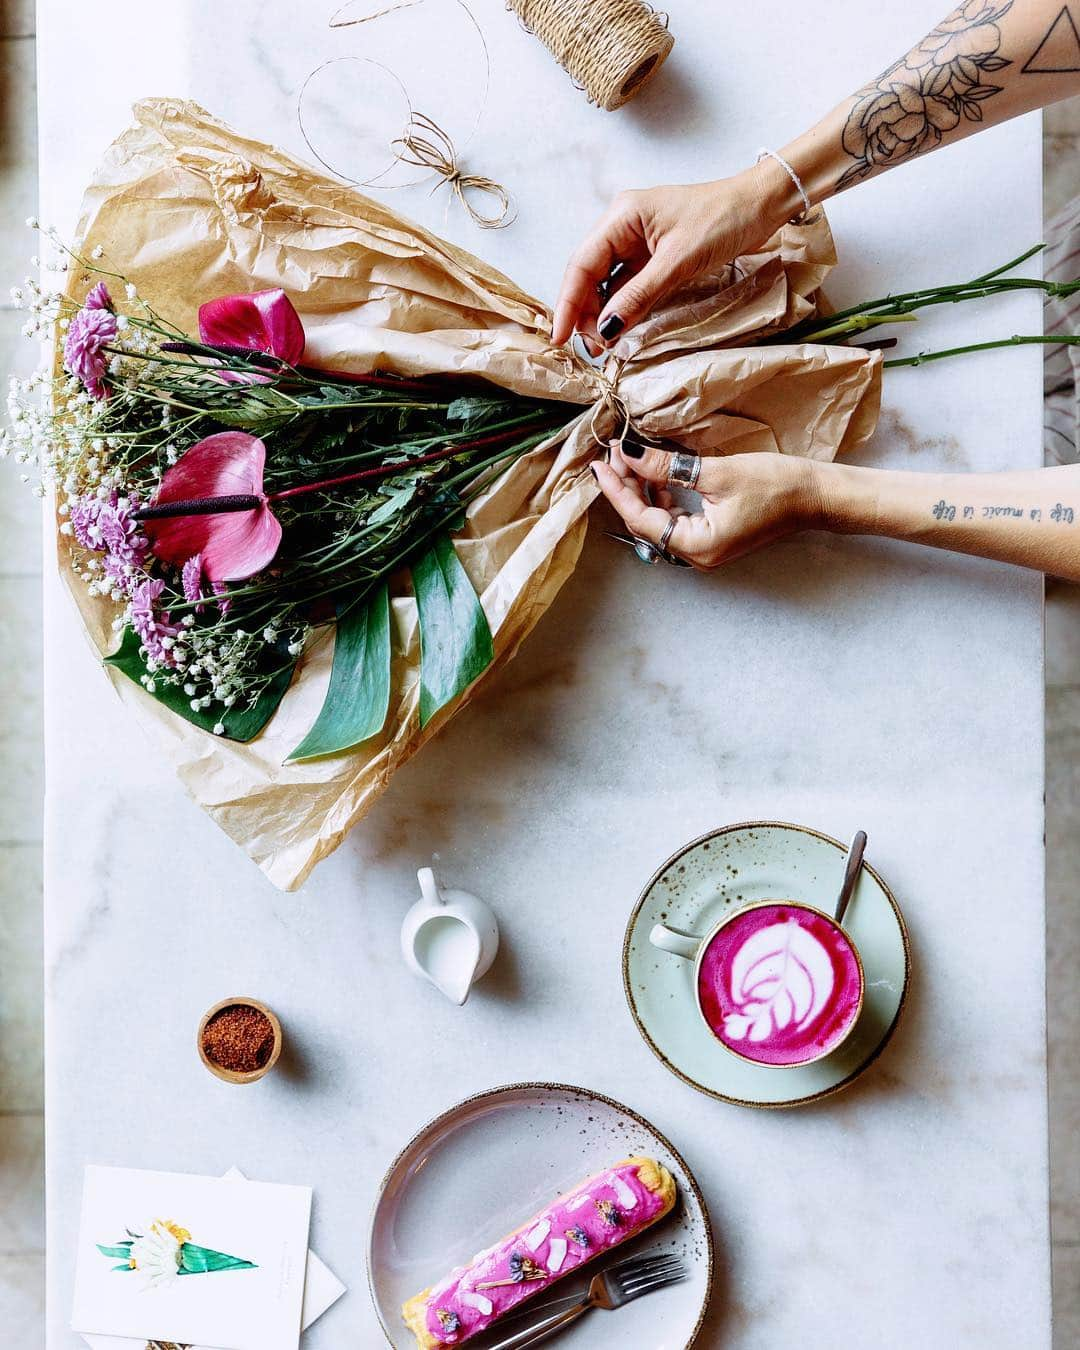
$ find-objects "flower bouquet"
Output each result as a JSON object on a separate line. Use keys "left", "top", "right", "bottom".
{"left": 18, "top": 100, "right": 1067, "bottom": 890}
{"left": 4, "top": 100, "right": 890, "bottom": 888}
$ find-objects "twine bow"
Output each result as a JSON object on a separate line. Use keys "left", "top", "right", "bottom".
{"left": 391, "top": 111, "right": 515, "bottom": 229}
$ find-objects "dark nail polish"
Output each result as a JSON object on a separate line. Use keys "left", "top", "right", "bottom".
{"left": 621, "top": 438, "right": 644, "bottom": 460}
{"left": 598, "top": 313, "right": 625, "bottom": 341}
{"left": 597, "top": 261, "right": 627, "bottom": 304}
{"left": 589, "top": 463, "right": 600, "bottom": 480}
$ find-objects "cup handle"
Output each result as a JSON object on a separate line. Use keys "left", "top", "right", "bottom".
{"left": 649, "top": 923, "right": 702, "bottom": 961}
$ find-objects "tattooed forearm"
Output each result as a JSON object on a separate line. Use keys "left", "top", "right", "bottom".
{"left": 837, "top": 2, "right": 1013, "bottom": 191}
{"left": 1021, "top": 4, "right": 1080, "bottom": 74}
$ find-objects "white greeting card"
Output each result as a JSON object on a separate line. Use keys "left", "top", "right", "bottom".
{"left": 72, "top": 1166, "right": 312, "bottom": 1350}
{"left": 81, "top": 1167, "right": 346, "bottom": 1350}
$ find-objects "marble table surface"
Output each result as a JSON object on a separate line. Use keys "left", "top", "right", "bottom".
{"left": 38, "top": 2, "right": 1050, "bottom": 1345}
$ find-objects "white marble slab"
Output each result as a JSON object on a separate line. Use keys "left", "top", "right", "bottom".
{"left": 38, "top": 2, "right": 1049, "bottom": 1346}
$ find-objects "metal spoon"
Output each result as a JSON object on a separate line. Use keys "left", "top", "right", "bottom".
{"left": 833, "top": 830, "right": 867, "bottom": 926}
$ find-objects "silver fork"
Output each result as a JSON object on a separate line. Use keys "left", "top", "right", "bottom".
{"left": 484, "top": 1251, "right": 686, "bottom": 1349}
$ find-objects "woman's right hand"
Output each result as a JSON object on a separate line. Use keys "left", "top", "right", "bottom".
{"left": 551, "top": 159, "right": 801, "bottom": 351}
{"left": 593, "top": 440, "right": 823, "bottom": 570}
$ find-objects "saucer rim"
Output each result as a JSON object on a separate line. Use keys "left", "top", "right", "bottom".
{"left": 621, "top": 819, "right": 912, "bottom": 1110}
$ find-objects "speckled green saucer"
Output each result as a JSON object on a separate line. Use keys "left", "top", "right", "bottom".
{"left": 622, "top": 822, "right": 911, "bottom": 1108}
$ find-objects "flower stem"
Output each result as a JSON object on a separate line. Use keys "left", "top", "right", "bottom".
{"left": 884, "top": 333, "right": 1080, "bottom": 368}
{"left": 794, "top": 312, "right": 919, "bottom": 344}
{"left": 265, "top": 417, "right": 563, "bottom": 502}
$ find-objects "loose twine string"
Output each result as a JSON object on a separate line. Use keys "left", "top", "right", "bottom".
{"left": 392, "top": 111, "right": 515, "bottom": 228}
{"left": 507, "top": 0, "right": 674, "bottom": 111}
{"left": 299, "top": 0, "right": 515, "bottom": 228}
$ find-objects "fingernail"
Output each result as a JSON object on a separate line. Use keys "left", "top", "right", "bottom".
{"left": 598, "top": 314, "right": 625, "bottom": 341}
{"left": 621, "top": 438, "right": 644, "bottom": 460}
{"left": 589, "top": 463, "right": 600, "bottom": 480}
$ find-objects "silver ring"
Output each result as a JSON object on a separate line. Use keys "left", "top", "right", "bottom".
{"left": 631, "top": 535, "right": 661, "bottom": 565}
{"left": 666, "top": 450, "right": 701, "bottom": 491}
{"left": 658, "top": 516, "right": 692, "bottom": 567}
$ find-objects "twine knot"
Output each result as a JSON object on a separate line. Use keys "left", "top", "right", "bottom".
{"left": 573, "top": 344, "right": 656, "bottom": 454}
{"left": 392, "top": 111, "right": 515, "bottom": 229}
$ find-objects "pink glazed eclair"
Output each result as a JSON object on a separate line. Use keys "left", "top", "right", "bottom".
{"left": 401, "top": 1156, "right": 676, "bottom": 1348}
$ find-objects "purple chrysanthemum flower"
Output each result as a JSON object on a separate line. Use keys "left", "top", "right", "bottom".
{"left": 63, "top": 298, "right": 118, "bottom": 399}
{"left": 130, "top": 577, "right": 180, "bottom": 667}
{"left": 98, "top": 501, "right": 147, "bottom": 569}
{"left": 83, "top": 281, "right": 113, "bottom": 312}
{"left": 182, "top": 554, "right": 205, "bottom": 609}
{"left": 69, "top": 492, "right": 149, "bottom": 597}
{"left": 69, "top": 495, "right": 104, "bottom": 551}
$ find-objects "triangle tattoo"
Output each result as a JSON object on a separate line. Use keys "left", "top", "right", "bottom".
{"left": 1022, "top": 4, "right": 1080, "bottom": 74}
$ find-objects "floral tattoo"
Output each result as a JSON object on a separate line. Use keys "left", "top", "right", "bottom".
{"left": 837, "top": 1, "right": 1014, "bottom": 191}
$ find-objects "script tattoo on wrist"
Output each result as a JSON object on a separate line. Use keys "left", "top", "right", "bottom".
{"left": 837, "top": 2, "right": 1013, "bottom": 192}
{"left": 931, "top": 499, "right": 1076, "bottom": 523}
{"left": 1021, "top": 5, "right": 1080, "bottom": 74}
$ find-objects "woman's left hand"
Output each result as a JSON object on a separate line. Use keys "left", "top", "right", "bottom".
{"left": 592, "top": 441, "right": 823, "bottom": 569}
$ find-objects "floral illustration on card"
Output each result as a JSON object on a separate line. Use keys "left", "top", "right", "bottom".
{"left": 97, "top": 1218, "right": 257, "bottom": 1289}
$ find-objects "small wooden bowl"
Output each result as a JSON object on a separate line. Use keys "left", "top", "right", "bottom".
{"left": 197, "top": 997, "right": 283, "bottom": 1084}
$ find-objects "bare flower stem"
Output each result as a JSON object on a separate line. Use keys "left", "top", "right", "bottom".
{"left": 884, "top": 334, "right": 1080, "bottom": 369}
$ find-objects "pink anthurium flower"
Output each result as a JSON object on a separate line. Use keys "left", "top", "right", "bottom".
{"left": 197, "top": 288, "right": 305, "bottom": 383}
{"left": 140, "top": 432, "right": 282, "bottom": 582}
{"left": 199, "top": 288, "right": 305, "bottom": 363}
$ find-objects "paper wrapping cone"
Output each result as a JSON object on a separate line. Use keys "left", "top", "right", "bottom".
{"left": 59, "top": 99, "right": 881, "bottom": 890}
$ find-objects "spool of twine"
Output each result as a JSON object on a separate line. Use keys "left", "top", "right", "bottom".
{"left": 507, "top": 0, "right": 674, "bottom": 111}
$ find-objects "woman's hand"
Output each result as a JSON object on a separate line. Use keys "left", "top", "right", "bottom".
{"left": 551, "top": 162, "right": 801, "bottom": 350}
{"left": 554, "top": 4, "right": 1080, "bottom": 351}
{"left": 594, "top": 442, "right": 1080, "bottom": 582}
{"left": 592, "top": 441, "right": 823, "bottom": 569}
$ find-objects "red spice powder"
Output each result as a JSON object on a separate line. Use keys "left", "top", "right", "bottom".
{"left": 202, "top": 1004, "right": 275, "bottom": 1074}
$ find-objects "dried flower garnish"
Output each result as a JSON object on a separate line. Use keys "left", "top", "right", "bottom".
{"left": 595, "top": 1199, "right": 622, "bottom": 1227}
{"left": 565, "top": 1225, "right": 590, "bottom": 1248}
{"left": 476, "top": 1251, "right": 548, "bottom": 1290}
{"left": 510, "top": 1253, "right": 545, "bottom": 1282}
{"left": 435, "top": 1308, "right": 460, "bottom": 1334}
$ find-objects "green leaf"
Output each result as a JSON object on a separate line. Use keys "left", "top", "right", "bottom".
{"left": 178, "top": 1242, "right": 257, "bottom": 1274}
{"left": 446, "top": 395, "right": 494, "bottom": 425}
{"left": 287, "top": 585, "right": 392, "bottom": 762}
{"left": 97, "top": 1243, "right": 134, "bottom": 1260}
{"left": 367, "top": 483, "right": 417, "bottom": 528}
{"left": 105, "top": 627, "right": 297, "bottom": 743}
{"left": 412, "top": 534, "right": 493, "bottom": 726}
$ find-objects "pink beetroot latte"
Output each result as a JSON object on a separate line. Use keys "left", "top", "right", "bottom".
{"left": 697, "top": 902, "right": 863, "bottom": 1067}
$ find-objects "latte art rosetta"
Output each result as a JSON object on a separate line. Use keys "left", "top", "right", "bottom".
{"left": 722, "top": 920, "right": 835, "bottom": 1044}
{"left": 697, "top": 903, "right": 864, "bottom": 1067}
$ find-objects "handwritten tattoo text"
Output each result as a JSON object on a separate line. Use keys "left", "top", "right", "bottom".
{"left": 931, "top": 498, "right": 1075, "bottom": 524}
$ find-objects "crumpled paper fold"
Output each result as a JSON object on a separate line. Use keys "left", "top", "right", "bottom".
{"left": 60, "top": 99, "right": 881, "bottom": 890}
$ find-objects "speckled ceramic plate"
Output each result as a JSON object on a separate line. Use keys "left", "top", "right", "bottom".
{"left": 623, "top": 822, "right": 910, "bottom": 1109}
{"left": 368, "top": 1082, "right": 713, "bottom": 1347}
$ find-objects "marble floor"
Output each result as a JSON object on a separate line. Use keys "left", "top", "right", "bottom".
{"left": 0, "top": 8, "right": 1077, "bottom": 1344}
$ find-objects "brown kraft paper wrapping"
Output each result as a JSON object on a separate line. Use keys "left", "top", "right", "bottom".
{"left": 58, "top": 99, "right": 882, "bottom": 890}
